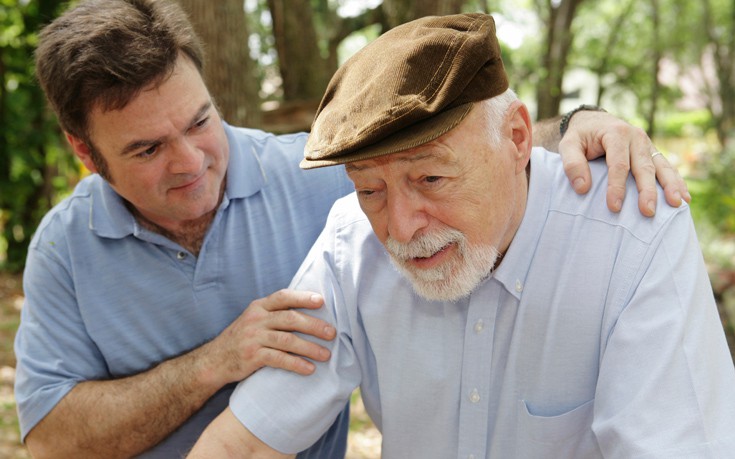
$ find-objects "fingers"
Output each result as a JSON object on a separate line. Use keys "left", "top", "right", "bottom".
{"left": 559, "top": 108, "right": 691, "bottom": 216}
{"left": 598, "top": 123, "right": 647, "bottom": 213}
{"left": 257, "top": 288, "right": 326, "bottom": 312}
{"left": 628, "top": 141, "right": 658, "bottom": 217}
{"left": 249, "top": 289, "right": 336, "bottom": 341}
{"left": 652, "top": 153, "right": 691, "bottom": 207}
{"left": 225, "top": 289, "right": 337, "bottom": 377}
{"left": 558, "top": 132, "right": 593, "bottom": 195}
{"left": 244, "top": 308, "right": 334, "bottom": 375}
{"left": 254, "top": 329, "right": 332, "bottom": 375}
{"left": 604, "top": 152, "right": 631, "bottom": 214}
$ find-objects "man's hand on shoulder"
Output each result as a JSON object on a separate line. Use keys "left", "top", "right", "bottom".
{"left": 199, "top": 289, "right": 336, "bottom": 388}
{"left": 558, "top": 109, "right": 690, "bottom": 217}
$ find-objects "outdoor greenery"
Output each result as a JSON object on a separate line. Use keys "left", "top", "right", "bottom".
{"left": 0, "top": 0, "right": 733, "bottom": 456}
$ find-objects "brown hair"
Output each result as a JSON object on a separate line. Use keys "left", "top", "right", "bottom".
{"left": 35, "top": 0, "right": 204, "bottom": 175}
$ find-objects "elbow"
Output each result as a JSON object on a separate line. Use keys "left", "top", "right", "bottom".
{"left": 25, "top": 430, "right": 61, "bottom": 459}
{"left": 25, "top": 427, "right": 126, "bottom": 459}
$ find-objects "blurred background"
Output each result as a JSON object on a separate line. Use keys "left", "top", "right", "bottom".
{"left": 0, "top": 0, "right": 733, "bottom": 457}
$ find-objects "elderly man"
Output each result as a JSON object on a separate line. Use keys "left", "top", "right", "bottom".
{"left": 16, "top": 1, "right": 676, "bottom": 457}
{"left": 190, "top": 13, "right": 735, "bottom": 459}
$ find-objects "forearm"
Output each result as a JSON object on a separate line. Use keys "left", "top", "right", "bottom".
{"left": 531, "top": 116, "right": 562, "bottom": 151}
{"left": 25, "top": 345, "right": 224, "bottom": 459}
{"left": 188, "top": 408, "right": 295, "bottom": 459}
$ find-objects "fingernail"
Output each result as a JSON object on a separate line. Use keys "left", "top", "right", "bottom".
{"left": 324, "top": 325, "right": 336, "bottom": 338}
{"left": 673, "top": 191, "right": 682, "bottom": 204}
{"left": 310, "top": 294, "right": 322, "bottom": 303}
{"left": 573, "top": 178, "right": 585, "bottom": 192}
{"left": 684, "top": 191, "right": 692, "bottom": 202}
{"left": 615, "top": 199, "right": 622, "bottom": 211}
{"left": 647, "top": 200, "right": 656, "bottom": 215}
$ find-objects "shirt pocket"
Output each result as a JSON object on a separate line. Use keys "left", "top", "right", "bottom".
{"left": 515, "top": 398, "right": 601, "bottom": 458}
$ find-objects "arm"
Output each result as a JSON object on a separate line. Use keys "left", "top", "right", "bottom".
{"left": 188, "top": 408, "right": 294, "bottom": 458}
{"left": 23, "top": 288, "right": 335, "bottom": 459}
{"left": 532, "top": 109, "right": 690, "bottom": 216}
{"left": 593, "top": 211, "right": 735, "bottom": 455}
{"left": 192, "top": 205, "right": 362, "bottom": 457}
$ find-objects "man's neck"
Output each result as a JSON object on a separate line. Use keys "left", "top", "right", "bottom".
{"left": 126, "top": 177, "right": 226, "bottom": 257}
{"left": 130, "top": 206, "right": 215, "bottom": 257}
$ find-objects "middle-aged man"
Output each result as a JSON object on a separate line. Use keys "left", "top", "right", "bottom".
{"left": 190, "top": 13, "right": 735, "bottom": 459}
{"left": 15, "top": 1, "right": 688, "bottom": 457}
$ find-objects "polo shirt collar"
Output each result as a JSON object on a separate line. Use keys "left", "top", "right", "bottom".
{"left": 493, "top": 148, "right": 551, "bottom": 300}
{"left": 89, "top": 122, "right": 266, "bottom": 239}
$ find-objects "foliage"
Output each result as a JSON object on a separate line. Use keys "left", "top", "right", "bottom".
{"left": 658, "top": 110, "right": 712, "bottom": 138}
{"left": 0, "top": 0, "right": 77, "bottom": 272}
{"left": 689, "top": 141, "right": 735, "bottom": 236}
{"left": 0, "top": 0, "right": 733, "bottom": 273}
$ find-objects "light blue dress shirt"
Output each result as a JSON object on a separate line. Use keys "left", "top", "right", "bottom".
{"left": 14, "top": 123, "right": 354, "bottom": 458}
{"left": 231, "top": 148, "right": 735, "bottom": 458}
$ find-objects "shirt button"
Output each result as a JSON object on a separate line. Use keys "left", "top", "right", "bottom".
{"left": 474, "top": 319, "right": 485, "bottom": 334}
{"left": 176, "top": 251, "right": 187, "bottom": 260}
{"left": 515, "top": 279, "right": 523, "bottom": 292}
{"left": 469, "top": 388, "right": 480, "bottom": 403}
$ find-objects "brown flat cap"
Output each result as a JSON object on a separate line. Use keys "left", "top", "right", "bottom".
{"left": 301, "top": 13, "right": 508, "bottom": 169}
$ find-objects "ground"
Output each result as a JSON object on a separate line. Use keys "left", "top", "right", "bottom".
{"left": 0, "top": 273, "right": 28, "bottom": 459}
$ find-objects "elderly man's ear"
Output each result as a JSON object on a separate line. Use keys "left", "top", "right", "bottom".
{"left": 506, "top": 101, "right": 533, "bottom": 174}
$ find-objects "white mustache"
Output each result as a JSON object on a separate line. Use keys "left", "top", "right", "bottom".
{"left": 385, "top": 227, "right": 465, "bottom": 260}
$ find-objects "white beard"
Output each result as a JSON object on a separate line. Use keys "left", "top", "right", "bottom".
{"left": 385, "top": 226, "right": 500, "bottom": 302}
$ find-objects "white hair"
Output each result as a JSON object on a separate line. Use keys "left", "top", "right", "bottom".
{"left": 479, "top": 88, "right": 519, "bottom": 144}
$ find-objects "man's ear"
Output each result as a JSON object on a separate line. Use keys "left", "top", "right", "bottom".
{"left": 506, "top": 101, "right": 533, "bottom": 174}
{"left": 65, "top": 133, "right": 98, "bottom": 174}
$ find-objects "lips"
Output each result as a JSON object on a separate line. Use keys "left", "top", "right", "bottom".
{"left": 409, "top": 242, "right": 454, "bottom": 269}
{"left": 170, "top": 172, "right": 205, "bottom": 191}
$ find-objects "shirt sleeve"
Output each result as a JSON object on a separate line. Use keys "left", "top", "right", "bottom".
{"left": 14, "top": 244, "right": 110, "bottom": 440}
{"left": 228, "top": 208, "right": 362, "bottom": 454}
{"left": 592, "top": 209, "right": 735, "bottom": 457}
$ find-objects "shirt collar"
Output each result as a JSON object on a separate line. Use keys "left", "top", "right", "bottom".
{"left": 88, "top": 121, "right": 266, "bottom": 239}
{"left": 492, "top": 148, "right": 552, "bottom": 300}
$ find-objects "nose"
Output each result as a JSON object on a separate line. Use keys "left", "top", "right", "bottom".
{"left": 386, "top": 187, "right": 429, "bottom": 243}
{"left": 169, "top": 138, "right": 204, "bottom": 174}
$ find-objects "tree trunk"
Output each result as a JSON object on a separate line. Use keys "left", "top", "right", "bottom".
{"left": 382, "top": 0, "right": 466, "bottom": 28}
{"left": 536, "top": 0, "right": 585, "bottom": 120}
{"left": 178, "top": 0, "right": 261, "bottom": 128}
{"left": 646, "top": 0, "right": 662, "bottom": 138}
{"left": 703, "top": 0, "right": 735, "bottom": 148}
{"left": 268, "top": 0, "right": 331, "bottom": 103}
{"left": 593, "top": 0, "right": 635, "bottom": 106}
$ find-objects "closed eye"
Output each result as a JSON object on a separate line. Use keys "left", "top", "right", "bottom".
{"left": 193, "top": 116, "right": 209, "bottom": 129}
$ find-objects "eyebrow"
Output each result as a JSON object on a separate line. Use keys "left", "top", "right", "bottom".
{"left": 119, "top": 101, "right": 212, "bottom": 156}
{"left": 345, "top": 150, "right": 455, "bottom": 172}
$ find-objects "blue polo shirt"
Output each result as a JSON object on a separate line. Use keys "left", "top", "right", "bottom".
{"left": 14, "top": 123, "right": 354, "bottom": 457}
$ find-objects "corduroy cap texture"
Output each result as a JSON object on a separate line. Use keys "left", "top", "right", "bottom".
{"left": 301, "top": 13, "right": 508, "bottom": 169}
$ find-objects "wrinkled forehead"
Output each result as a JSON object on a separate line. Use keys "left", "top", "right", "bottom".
{"left": 345, "top": 147, "right": 461, "bottom": 177}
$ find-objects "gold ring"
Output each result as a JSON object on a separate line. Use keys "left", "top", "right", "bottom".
{"left": 651, "top": 151, "right": 664, "bottom": 159}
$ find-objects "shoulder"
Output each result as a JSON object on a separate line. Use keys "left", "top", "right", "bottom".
{"left": 225, "top": 123, "right": 352, "bottom": 195}
{"left": 225, "top": 123, "right": 309, "bottom": 160}
{"left": 325, "top": 193, "right": 372, "bottom": 234}
{"left": 29, "top": 175, "right": 102, "bottom": 251}
{"left": 316, "top": 193, "right": 383, "bottom": 269}
{"left": 530, "top": 148, "right": 689, "bottom": 245}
